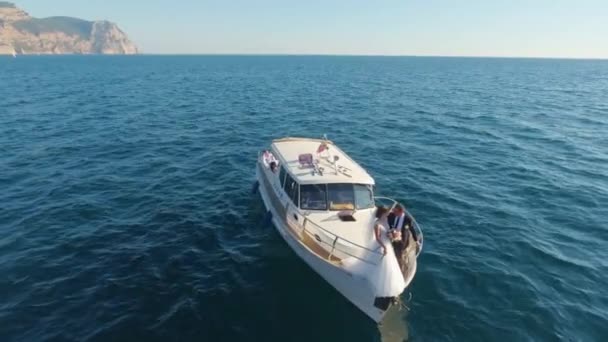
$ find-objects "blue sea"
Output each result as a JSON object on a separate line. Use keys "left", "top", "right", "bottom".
{"left": 1, "top": 56, "right": 607, "bottom": 341}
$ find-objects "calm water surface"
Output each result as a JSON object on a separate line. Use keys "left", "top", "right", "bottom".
{"left": 1, "top": 56, "right": 607, "bottom": 341}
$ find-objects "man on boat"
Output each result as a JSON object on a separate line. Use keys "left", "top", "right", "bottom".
{"left": 387, "top": 204, "right": 420, "bottom": 266}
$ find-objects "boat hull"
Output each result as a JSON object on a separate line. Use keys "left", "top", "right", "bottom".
{"left": 256, "top": 164, "right": 390, "bottom": 322}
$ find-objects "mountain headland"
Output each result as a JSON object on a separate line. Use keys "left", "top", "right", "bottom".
{"left": 0, "top": 1, "right": 138, "bottom": 55}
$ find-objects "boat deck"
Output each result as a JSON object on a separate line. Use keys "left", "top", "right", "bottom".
{"left": 271, "top": 137, "right": 374, "bottom": 185}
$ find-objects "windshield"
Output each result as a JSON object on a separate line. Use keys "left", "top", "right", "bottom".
{"left": 300, "top": 183, "right": 374, "bottom": 211}
{"left": 353, "top": 184, "right": 375, "bottom": 209}
{"left": 328, "top": 183, "right": 374, "bottom": 210}
{"left": 300, "top": 184, "right": 328, "bottom": 210}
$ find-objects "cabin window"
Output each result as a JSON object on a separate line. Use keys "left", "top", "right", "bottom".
{"left": 279, "top": 166, "right": 287, "bottom": 187}
{"left": 354, "top": 184, "right": 375, "bottom": 209}
{"left": 284, "top": 173, "right": 299, "bottom": 206}
{"left": 300, "top": 184, "right": 328, "bottom": 210}
{"left": 327, "top": 184, "right": 355, "bottom": 210}
{"left": 292, "top": 185, "right": 299, "bottom": 205}
{"left": 327, "top": 183, "right": 374, "bottom": 210}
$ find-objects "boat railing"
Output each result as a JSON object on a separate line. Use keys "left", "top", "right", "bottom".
{"left": 374, "top": 196, "right": 424, "bottom": 257}
{"left": 285, "top": 203, "right": 385, "bottom": 266}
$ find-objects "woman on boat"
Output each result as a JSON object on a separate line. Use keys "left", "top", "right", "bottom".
{"left": 372, "top": 206, "right": 407, "bottom": 297}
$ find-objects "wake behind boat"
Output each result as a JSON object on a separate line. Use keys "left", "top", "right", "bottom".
{"left": 255, "top": 137, "right": 423, "bottom": 322}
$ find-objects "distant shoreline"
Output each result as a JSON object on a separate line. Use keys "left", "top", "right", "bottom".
{"left": 4, "top": 54, "right": 607, "bottom": 61}
{"left": 146, "top": 54, "right": 608, "bottom": 61}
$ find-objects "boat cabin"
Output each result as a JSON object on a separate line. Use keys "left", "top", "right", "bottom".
{"left": 269, "top": 137, "right": 376, "bottom": 215}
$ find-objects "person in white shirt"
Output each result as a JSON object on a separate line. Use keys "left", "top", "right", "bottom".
{"left": 262, "top": 150, "right": 279, "bottom": 172}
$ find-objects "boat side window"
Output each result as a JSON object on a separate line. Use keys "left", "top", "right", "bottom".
{"left": 300, "top": 184, "right": 328, "bottom": 210}
{"left": 284, "top": 173, "right": 299, "bottom": 206}
{"left": 279, "top": 166, "right": 287, "bottom": 187}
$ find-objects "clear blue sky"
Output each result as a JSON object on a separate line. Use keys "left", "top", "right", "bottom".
{"left": 14, "top": 0, "right": 608, "bottom": 58}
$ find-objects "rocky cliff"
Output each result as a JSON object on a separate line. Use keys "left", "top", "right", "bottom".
{"left": 0, "top": 2, "right": 138, "bottom": 55}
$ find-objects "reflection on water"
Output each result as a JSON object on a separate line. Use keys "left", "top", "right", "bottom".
{"left": 379, "top": 303, "right": 409, "bottom": 342}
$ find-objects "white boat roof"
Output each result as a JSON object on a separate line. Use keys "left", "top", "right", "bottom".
{"left": 270, "top": 137, "right": 375, "bottom": 185}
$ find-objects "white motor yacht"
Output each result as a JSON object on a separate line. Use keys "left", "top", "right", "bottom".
{"left": 255, "top": 137, "right": 423, "bottom": 323}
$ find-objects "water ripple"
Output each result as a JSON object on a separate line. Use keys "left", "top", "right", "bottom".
{"left": 1, "top": 56, "right": 607, "bottom": 341}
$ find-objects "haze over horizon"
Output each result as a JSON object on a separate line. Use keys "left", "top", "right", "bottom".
{"left": 12, "top": 0, "right": 608, "bottom": 59}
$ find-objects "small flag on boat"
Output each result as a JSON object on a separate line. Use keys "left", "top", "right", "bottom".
{"left": 317, "top": 142, "right": 329, "bottom": 153}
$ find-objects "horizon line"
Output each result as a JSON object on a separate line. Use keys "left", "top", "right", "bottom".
{"left": 8, "top": 53, "right": 608, "bottom": 61}
{"left": 135, "top": 53, "right": 608, "bottom": 61}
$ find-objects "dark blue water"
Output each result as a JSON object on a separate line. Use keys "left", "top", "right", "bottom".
{"left": 1, "top": 56, "right": 607, "bottom": 341}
